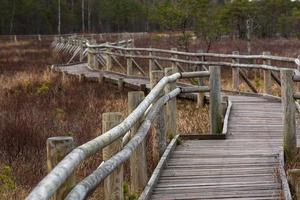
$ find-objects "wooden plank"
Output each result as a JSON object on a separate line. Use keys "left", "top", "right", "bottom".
{"left": 138, "top": 135, "right": 179, "bottom": 200}
{"left": 179, "top": 134, "right": 226, "bottom": 140}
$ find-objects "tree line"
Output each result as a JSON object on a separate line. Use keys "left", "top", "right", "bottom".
{"left": 1, "top": 0, "right": 300, "bottom": 40}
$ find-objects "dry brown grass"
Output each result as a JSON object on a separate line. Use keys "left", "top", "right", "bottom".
{"left": 0, "top": 40, "right": 209, "bottom": 199}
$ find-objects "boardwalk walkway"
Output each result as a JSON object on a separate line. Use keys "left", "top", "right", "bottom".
{"left": 149, "top": 95, "right": 299, "bottom": 200}
{"left": 52, "top": 63, "right": 296, "bottom": 199}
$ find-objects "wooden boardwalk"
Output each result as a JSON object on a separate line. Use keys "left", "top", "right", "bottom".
{"left": 53, "top": 63, "right": 200, "bottom": 99}
{"left": 52, "top": 63, "right": 295, "bottom": 199}
{"left": 149, "top": 95, "right": 298, "bottom": 200}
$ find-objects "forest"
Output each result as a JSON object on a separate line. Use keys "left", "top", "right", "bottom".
{"left": 1, "top": 0, "right": 300, "bottom": 40}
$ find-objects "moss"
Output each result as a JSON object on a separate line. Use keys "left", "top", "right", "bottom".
{"left": 36, "top": 82, "right": 50, "bottom": 95}
{"left": 123, "top": 182, "right": 138, "bottom": 200}
{"left": 0, "top": 165, "right": 16, "bottom": 193}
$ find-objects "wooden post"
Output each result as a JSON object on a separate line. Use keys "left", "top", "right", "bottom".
{"left": 47, "top": 137, "right": 75, "bottom": 200}
{"left": 209, "top": 66, "right": 222, "bottom": 135}
{"left": 281, "top": 69, "right": 297, "bottom": 163}
{"left": 150, "top": 70, "right": 166, "bottom": 161}
{"left": 105, "top": 43, "right": 112, "bottom": 71}
{"left": 164, "top": 67, "right": 177, "bottom": 139}
{"left": 288, "top": 169, "right": 300, "bottom": 200}
{"left": 14, "top": 35, "right": 17, "bottom": 43}
{"left": 38, "top": 34, "right": 41, "bottom": 41}
{"left": 128, "top": 92, "right": 147, "bottom": 194}
{"left": 98, "top": 74, "right": 104, "bottom": 84}
{"left": 297, "top": 55, "right": 300, "bottom": 93}
{"left": 197, "top": 49, "right": 205, "bottom": 108}
{"left": 171, "top": 48, "right": 177, "bottom": 69}
{"left": 232, "top": 51, "right": 240, "bottom": 91}
{"left": 127, "top": 50, "right": 133, "bottom": 76}
{"left": 102, "top": 112, "right": 123, "bottom": 200}
{"left": 263, "top": 51, "right": 272, "bottom": 94}
{"left": 79, "top": 40, "right": 84, "bottom": 62}
{"left": 87, "top": 47, "right": 93, "bottom": 68}
{"left": 149, "top": 49, "right": 155, "bottom": 75}
{"left": 118, "top": 78, "right": 124, "bottom": 91}
{"left": 93, "top": 53, "right": 99, "bottom": 70}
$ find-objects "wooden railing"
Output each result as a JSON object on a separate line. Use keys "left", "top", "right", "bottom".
{"left": 27, "top": 37, "right": 300, "bottom": 199}
{"left": 52, "top": 37, "right": 133, "bottom": 64}
{"left": 84, "top": 42, "right": 299, "bottom": 97}
{"left": 26, "top": 67, "right": 229, "bottom": 200}
{"left": 0, "top": 32, "right": 147, "bottom": 42}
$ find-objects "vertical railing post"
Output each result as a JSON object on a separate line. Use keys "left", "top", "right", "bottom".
{"left": 209, "top": 66, "right": 222, "bottom": 135}
{"left": 105, "top": 42, "right": 112, "bottom": 71}
{"left": 93, "top": 52, "right": 99, "bottom": 70}
{"left": 197, "top": 49, "right": 205, "bottom": 107}
{"left": 232, "top": 51, "right": 240, "bottom": 91}
{"left": 171, "top": 48, "right": 177, "bottom": 69}
{"left": 128, "top": 92, "right": 147, "bottom": 194}
{"left": 127, "top": 39, "right": 134, "bottom": 75}
{"left": 280, "top": 69, "right": 297, "bottom": 163}
{"left": 47, "top": 137, "right": 75, "bottom": 200}
{"left": 297, "top": 55, "right": 300, "bottom": 92}
{"left": 149, "top": 49, "right": 155, "bottom": 76}
{"left": 127, "top": 50, "right": 133, "bottom": 76}
{"left": 263, "top": 51, "right": 272, "bottom": 94}
{"left": 102, "top": 112, "right": 123, "bottom": 200}
{"left": 87, "top": 47, "right": 93, "bottom": 68}
{"left": 164, "top": 67, "right": 177, "bottom": 139}
{"left": 91, "top": 40, "right": 99, "bottom": 70}
{"left": 79, "top": 40, "right": 84, "bottom": 62}
{"left": 14, "top": 35, "right": 17, "bottom": 43}
{"left": 150, "top": 70, "right": 166, "bottom": 162}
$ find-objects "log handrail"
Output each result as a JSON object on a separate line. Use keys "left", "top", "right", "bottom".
{"left": 89, "top": 44, "right": 296, "bottom": 64}
{"left": 26, "top": 70, "right": 217, "bottom": 200}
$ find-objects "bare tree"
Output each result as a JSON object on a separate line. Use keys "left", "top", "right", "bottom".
{"left": 58, "top": 0, "right": 61, "bottom": 34}
{"left": 82, "top": 0, "right": 85, "bottom": 33}
{"left": 9, "top": 0, "right": 16, "bottom": 34}
{"left": 88, "top": 0, "right": 91, "bottom": 33}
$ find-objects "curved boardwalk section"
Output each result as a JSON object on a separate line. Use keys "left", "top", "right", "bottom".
{"left": 149, "top": 95, "right": 297, "bottom": 200}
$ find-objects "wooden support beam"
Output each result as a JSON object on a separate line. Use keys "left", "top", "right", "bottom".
{"left": 150, "top": 70, "right": 166, "bottom": 162}
{"left": 154, "top": 59, "right": 163, "bottom": 70}
{"left": 47, "top": 137, "right": 75, "bottom": 200}
{"left": 263, "top": 51, "right": 272, "bottom": 95}
{"left": 164, "top": 67, "right": 177, "bottom": 140}
{"left": 280, "top": 69, "right": 297, "bottom": 163}
{"left": 209, "top": 66, "right": 223, "bottom": 135}
{"left": 132, "top": 58, "right": 146, "bottom": 76}
{"left": 102, "top": 112, "right": 123, "bottom": 200}
{"left": 128, "top": 91, "right": 147, "bottom": 194}
{"left": 239, "top": 69, "right": 258, "bottom": 93}
{"left": 271, "top": 71, "right": 281, "bottom": 87}
{"left": 232, "top": 51, "right": 240, "bottom": 91}
{"left": 111, "top": 55, "right": 127, "bottom": 71}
